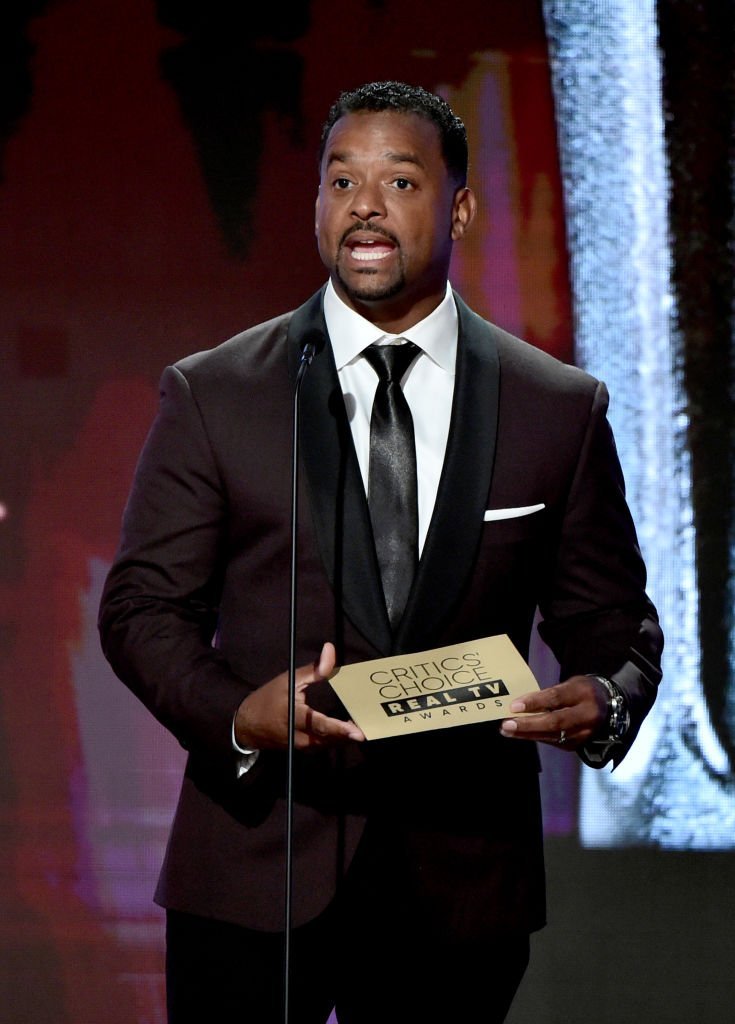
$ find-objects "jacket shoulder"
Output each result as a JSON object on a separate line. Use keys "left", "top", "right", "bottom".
{"left": 174, "top": 310, "right": 294, "bottom": 385}
{"left": 455, "top": 292, "right": 599, "bottom": 399}
{"left": 497, "top": 328, "right": 599, "bottom": 399}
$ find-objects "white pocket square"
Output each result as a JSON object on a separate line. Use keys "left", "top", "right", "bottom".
{"left": 483, "top": 503, "right": 545, "bottom": 522}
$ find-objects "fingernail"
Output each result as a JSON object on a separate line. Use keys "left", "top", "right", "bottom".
{"left": 510, "top": 700, "right": 525, "bottom": 713}
{"left": 500, "top": 719, "right": 518, "bottom": 735}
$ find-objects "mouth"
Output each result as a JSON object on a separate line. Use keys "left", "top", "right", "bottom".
{"left": 346, "top": 239, "right": 395, "bottom": 262}
{"left": 341, "top": 227, "right": 399, "bottom": 265}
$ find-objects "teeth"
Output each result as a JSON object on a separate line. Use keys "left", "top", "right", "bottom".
{"left": 351, "top": 248, "right": 392, "bottom": 261}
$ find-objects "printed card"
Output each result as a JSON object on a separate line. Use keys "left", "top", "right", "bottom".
{"left": 329, "top": 634, "right": 540, "bottom": 739}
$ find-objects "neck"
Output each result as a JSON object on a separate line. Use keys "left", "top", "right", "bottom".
{"left": 331, "top": 277, "right": 448, "bottom": 334}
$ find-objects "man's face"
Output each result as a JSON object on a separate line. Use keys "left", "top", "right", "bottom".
{"left": 315, "top": 110, "right": 475, "bottom": 331}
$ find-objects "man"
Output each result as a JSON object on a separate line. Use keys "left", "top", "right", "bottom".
{"left": 99, "top": 82, "right": 663, "bottom": 1023}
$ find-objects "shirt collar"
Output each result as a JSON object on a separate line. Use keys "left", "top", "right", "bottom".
{"left": 323, "top": 279, "right": 458, "bottom": 374}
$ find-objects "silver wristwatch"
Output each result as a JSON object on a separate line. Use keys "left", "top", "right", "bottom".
{"left": 581, "top": 675, "right": 630, "bottom": 765}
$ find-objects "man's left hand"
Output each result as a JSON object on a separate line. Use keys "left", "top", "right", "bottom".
{"left": 499, "top": 675, "right": 608, "bottom": 750}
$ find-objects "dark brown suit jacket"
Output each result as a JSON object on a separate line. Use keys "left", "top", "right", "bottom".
{"left": 99, "top": 288, "right": 663, "bottom": 937}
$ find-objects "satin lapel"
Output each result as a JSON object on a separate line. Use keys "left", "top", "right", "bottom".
{"left": 396, "top": 293, "right": 500, "bottom": 653}
{"left": 288, "top": 290, "right": 393, "bottom": 656}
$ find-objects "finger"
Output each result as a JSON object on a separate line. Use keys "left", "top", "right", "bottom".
{"left": 295, "top": 642, "right": 338, "bottom": 690}
{"left": 316, "top": 641, "right": 337, "bottom": 680}
{"left": 510, "top": 686, "right": 566, "bottom": 715}
{"left": 502, "top": 696, "right": 603, "bottom": 748}
{"left": 500, "top": 716, "right": 575, "bottom": 748}
{"left": 500, "top": 712, "right": 564, "bottom": 740}
{"left": 296, "top": 705, "right": 364, "bottom": 745}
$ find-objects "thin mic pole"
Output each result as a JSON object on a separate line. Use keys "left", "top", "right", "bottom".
{"left": 284, "top": 339, "right": 317, "bottom": 1024}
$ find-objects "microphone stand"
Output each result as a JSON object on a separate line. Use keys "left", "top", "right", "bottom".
{"left": 284, "top": 337, "right": 318, "bottom": 1024}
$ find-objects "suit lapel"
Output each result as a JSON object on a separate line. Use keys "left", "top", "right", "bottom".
{"left": 396, "top": 293, "right": 500, "bottom": 652}
{"left": 289, "top": 289, "right": 500, "bottom": 658}
{"left": 288, "top": 291, "right": 393, "bottom": 656}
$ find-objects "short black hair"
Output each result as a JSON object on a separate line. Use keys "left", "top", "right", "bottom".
{"left": 319, "top": 81, "right": 468, "bottom": 186}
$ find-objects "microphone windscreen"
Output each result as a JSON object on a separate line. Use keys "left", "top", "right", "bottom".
{"left": 301, "top": 328, "right": 326, "bottom": 359}
{"left": 299, "top": 328, "right": 326, "bottom": 366}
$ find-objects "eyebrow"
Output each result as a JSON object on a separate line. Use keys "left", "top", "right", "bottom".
{"left": 326, "top": 150, "right": 426, "bottom": 170}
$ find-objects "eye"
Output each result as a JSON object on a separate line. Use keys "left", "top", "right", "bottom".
{"left": 392, "top": 178, "right": 414, "bottom": 191}
{"left": 333, "top": 177, "right": 353, "bottom": 190}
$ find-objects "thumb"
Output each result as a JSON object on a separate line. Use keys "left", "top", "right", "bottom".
{"left": 298, "top": 642, "right": 338, "bottom": 691}
{"left": 315, "top": 641, "right": 337, "bottom": 680}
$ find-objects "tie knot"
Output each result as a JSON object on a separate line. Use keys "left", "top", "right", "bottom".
{"left": 364, "top": 342, "right": 420, "bottom": 384}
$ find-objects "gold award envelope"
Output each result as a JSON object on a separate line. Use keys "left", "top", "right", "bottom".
{"left": 329, "top": 634, "right": 540, "bottom": 740}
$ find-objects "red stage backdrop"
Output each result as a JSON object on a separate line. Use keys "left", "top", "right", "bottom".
{"left": 2, "top": 1, "right": 658, "bottom": 1021}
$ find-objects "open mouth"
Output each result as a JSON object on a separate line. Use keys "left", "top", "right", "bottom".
{"left": 344, "top": 234, "right": 397, "bottom": 263}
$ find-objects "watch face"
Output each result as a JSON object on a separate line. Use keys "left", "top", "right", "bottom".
{"left": 612, "top": 719, "right": 627, "bottom": 739}
{"left": 609, "top": 694, "right": 629, "bottom": 739}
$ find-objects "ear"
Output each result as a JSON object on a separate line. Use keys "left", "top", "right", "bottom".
{"left": 450, "top": 187, "right": 477, "bottom": 241}
{"left": 314, "top": 194, "right": 320, "bottom": 237}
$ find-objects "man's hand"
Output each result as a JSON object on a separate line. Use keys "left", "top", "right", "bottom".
{"left": 234, "top": 642, "right": 365, "bottom": 751}
{"left": 499, "top": 674, "right": 608, "bottom": 750}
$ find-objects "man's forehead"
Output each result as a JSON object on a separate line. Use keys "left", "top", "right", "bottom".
{"left": 325, "top": 147, "right": 426, "bottom": 170}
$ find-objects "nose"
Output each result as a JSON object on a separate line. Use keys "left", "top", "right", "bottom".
{"left": 351, "top": 181, "right": 386, "bottom": 221}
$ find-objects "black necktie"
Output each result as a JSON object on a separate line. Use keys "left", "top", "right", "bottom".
{"left": 363, "top": 342, "right": 421, "bottom": 629}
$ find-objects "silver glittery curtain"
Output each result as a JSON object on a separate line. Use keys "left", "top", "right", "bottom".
{"left": 542, "top": 0, "right": 735, "bottom": 846}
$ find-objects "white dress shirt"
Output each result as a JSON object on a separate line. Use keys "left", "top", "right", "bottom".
{"left": 323, "top": 278, "right": 458, "bottom": 553}
{"left": 234, "top": 280, "right": 459, "bottom": 772}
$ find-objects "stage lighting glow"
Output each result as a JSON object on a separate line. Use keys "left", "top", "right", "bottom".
{"left": 542, "top": 0, "right": 735, "bottom": 847}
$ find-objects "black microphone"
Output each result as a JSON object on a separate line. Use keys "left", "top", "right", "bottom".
{"left": 284, "top": 325, "right": 324, "bottom": 1024}
{"left": 298, "top": 327, "right": 325, "bottom": 368}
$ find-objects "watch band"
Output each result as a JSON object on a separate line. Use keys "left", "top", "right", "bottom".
{"left": 581, "top": 675, "right": 631, "bottom": 765}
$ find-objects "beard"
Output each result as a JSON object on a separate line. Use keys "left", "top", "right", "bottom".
{"left": 333, "top": 262, "right": 407, "bottom": 304}
{"left": 332, "top": 221, "right": 406, "bottom": 304}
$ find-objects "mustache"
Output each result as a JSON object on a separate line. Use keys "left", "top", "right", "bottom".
{"left": 338, "top": 222, "right": 400, "bottom": 248}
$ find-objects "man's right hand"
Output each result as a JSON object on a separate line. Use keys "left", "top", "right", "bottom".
{"left": 234, "top": 642, "right": 365, "bottom": 750}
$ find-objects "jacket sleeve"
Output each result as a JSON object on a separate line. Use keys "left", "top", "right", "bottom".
{"left": 537, "top": 380, "right": 664, "bottom": 767}
{"left": 98, "top": 364, "right": 253, "bottom": 764}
